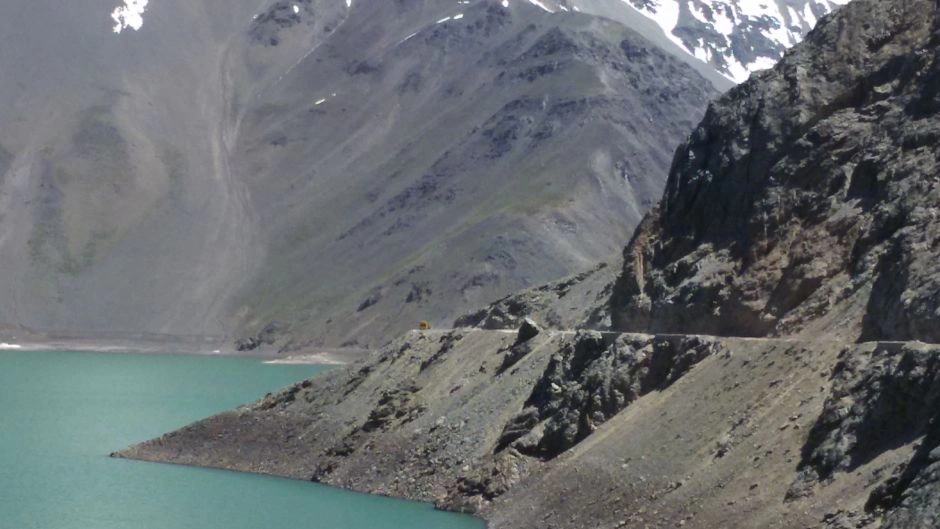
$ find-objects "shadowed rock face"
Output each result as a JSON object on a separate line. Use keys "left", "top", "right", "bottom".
{"left": 787, "top": 342, "right": 940, "bottom": 529}
{"left": 611, "top": 0, "right": 940, "bottom": 343}
{"left": 0, "top": 0, "right": 718, "bottom": 348}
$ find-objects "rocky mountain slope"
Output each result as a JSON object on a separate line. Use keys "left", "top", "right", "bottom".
{"left": 610, "top": 0, "right": 940, "bottom": 344}
{"left": 118, "top": 330, "right": 940, "bottom": 529}
{"left": 0, "top": 0, "right": 264, "bottom": 341}
{"left": 228, "top": 0, "right": 722, "bottom": 349}
{"left": 118, "top": 0, "right": 940, "bottom": 527}
{"left": 0, "top": 0, "right": 721, "bottom": 349}
{"left": 452, "top": 260, "right": 617, "bottom": 331}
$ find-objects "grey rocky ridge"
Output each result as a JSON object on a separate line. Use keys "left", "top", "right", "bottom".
{"left": 117, "top": 0, "right": 940, "bottom": 527}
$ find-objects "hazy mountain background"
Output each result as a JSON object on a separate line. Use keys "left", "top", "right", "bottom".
{"left": 573, "top": 0, "right": 851, "bottom": 82}
{"left": 0, "top": 0, "right": 844, "bottom": 349}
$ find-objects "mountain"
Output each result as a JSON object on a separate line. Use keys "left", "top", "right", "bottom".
{"left": 0, "top": 0, "right": 719, "bottom": 349}
{"left": 0, "top": 0, "right": 853, "bottom": 350}
{"left": 225, "top": 0, "right": 721, "bottom": 350}
{"left": 0, "top": 0, "right": 266, "bottom": 342}
{"left": 611, "top": 0, "right": 851, "bottom": 82}
{"left": 117, "top": 0, "right": 940, "bottom": 528}
{"left": 505, "top": 0, "right": 850, "bottom": 82}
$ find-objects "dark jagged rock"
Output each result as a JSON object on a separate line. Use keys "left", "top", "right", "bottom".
{"left": 498, "top": 342, "right": 533, "bottom": 375}
{"left": 878, "top": 419, "right": 940, "bottom": 528}
{"left": 496, "top": 332, "right": 721, "bottom": 458}
{"left": 361, "top": 383, "right": 425, "bottom": 433}
{"left": 790, "top": 343, "right": 940, "bottom": 486}
{"left": 611, "top": 0, "right": 940, "bottom": 343}
{"left": 439, "top": 449, "right": 531, "bottom": 514}
{"left": 235, "top": 321, "right": 283, "bottom": 352}
{"left": 515, "top": 318, "right": 541, "bottom": 344}
{"left": 496, "top": 317, "right": 541, "bottom": 374}
{"left": 786, "top": 342, "right": 940, "bottom": 527}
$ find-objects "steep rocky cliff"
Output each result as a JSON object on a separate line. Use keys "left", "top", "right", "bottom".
{"left": 611, "top": 0, "right": 940, "bottom": 343}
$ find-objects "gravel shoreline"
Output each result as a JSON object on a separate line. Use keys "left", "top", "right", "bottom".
{"left": 0, "top": 329, "right": 367, "bottom": 364}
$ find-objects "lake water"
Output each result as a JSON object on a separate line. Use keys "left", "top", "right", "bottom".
{"left": 0, "top": 350, "right": 483, "bottom": 529}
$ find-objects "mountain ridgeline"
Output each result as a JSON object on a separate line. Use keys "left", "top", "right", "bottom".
{"left": 610, "top": 0, "right": 851, "bottom": 82}
{"left": 0, "top": 0, "right": 723, "bottom": 349}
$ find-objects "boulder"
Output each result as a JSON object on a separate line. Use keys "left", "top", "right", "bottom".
{"left": 515, "top": 318, "right": 541, "bottom": 345}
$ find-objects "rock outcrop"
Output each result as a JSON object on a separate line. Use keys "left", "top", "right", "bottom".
{"left": 611, "top": 0, "right": 940, "bottom": 343}
{"left": 789, "top": 342, "right": 940, "bottom": 528}
{"left": 111, "top": 330, "right": 758, "bottom": 521}
{"left": 454, "top": 261, "right": 616, "bottom": 331}
{"left": 494, "top": 332, "right": 720, "bottom": 459}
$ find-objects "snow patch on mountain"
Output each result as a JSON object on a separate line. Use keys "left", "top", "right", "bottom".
{"left": 528, "top": 0, "right": 557, "bottom": 11}
{"left": 614, "top": 0, "right": 851, "bottom": 82}
{"left": 111, "top": 0, "right": 149, "bottom": 34}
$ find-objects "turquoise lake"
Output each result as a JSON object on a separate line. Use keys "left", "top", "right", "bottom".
{"left": 0, "top": 350, "right": 484, "bottom": 529}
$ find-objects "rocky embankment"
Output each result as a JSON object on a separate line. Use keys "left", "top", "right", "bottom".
{"left": 117, "top": 0, "right": 940, "bottom": 527}
{"left": 118, "top": 327, "right": 940, "bottom": 528}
